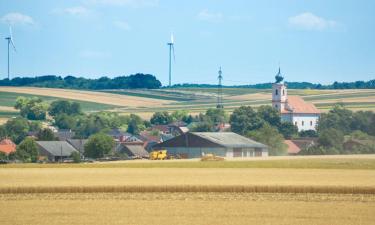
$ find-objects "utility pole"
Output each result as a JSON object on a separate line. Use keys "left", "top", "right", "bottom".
{"left": 217, "top": 67, "right": 223, "bottom": 109}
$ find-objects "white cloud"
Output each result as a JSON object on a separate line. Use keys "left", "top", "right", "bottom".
{"left": 52, "top": 6, "right": 92, "bottom": 16}
{"left": 114, "top": 21, "right": 131, "bottom": 30}
{"left": 80, "top": 50, "right": 111, "bottom": 59}
{"left": 85, "top": 0, "right": 159, "bottom": 7}
{"left": 1, "top": 12, "right": 35, "bottom": 26}
{"left": 197, "top": 9, "right": 223, "bottom": 22}
{"left": 288, "top": 12, "right": 337, "bottom": 31}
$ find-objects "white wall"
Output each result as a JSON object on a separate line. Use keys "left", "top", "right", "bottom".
{"left": 291, "top": 114, "right": 319, "bottom": 131}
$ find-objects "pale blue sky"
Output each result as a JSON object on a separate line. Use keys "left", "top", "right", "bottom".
{"left": 0, "top": 0, "right": 374, "bottom": 86}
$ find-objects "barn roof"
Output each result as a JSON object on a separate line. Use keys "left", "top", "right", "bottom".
{"left": 154, "top": 132, "right": 268, "bottom": 149}
{"left": 282, "top": 96, "right": 320, "bottom": 114}
{"left": 36, "top": 141, "right": 78, "bottom": 157}
{"left": 284, "top": 140, "right": 301, "bottom": 154}
{"left": 192, "top": 132, "right": 268, "bottom": 148}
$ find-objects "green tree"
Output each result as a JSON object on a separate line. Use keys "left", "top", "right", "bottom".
{"left": 84, "top": 133, "right": 114, "bottom": 159}
{"left": 318, "top": 128, "right": 344, "bottom": 150}
{"left": 230, "top": 106, "right": 264, "bottom": 135}
{"left": 150, "top": 111, "right": 173, "bottom": 125}
{"left": 37, "top": 128, "right": 56, "bottom": 141}
{"left": 70, "top": 151, "right": 81, "bottom": 163}
{"left": 55, "top": 113, "right": 76, "bottom": 129}
{"left": 278, "top": 121, "right": 298, "bottom": 139}
{"left": 49, "top": 100, "right": 82, "bottom": 116}
{"left": 15, "top": 97, "right": 48, "bottom": 120}
{"left": 15, "top": 137, "right": 39, "bottom": 162}
{"left": 5, "top": 117, "right": 30, "bottom": 144}
{"left": 257, "top": 105, "right": 281, "bottom": 127}
{"left": 205, "top": 108, "right": 228, "bottom": 124}
{"left": 247, "top": 124, "right": 287, "bottom": 156}
{"left": 318, "top": 104, "right": 353, "bottom": 134}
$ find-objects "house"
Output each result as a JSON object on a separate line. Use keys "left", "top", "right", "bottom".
{"left": 107, "top": 129, "right": 132, "bottom": 142}
{"left": 138, "top": 131, "right": 162, "bottom": 151}
{"left": 116, "top": 142, "right": 149, "bottom": 158}
{"left": 36, "top": 141, "right": 78, "bottom": 162}
{"left": 0, "top": 138, "right": 16, "bottom": 155}
{"left": 153, "top": 132, "right": 268, "bottom": 158}
{"left": 284, "top": 140, "right": 301, "bottom": 155}
{"left": 272, "top": 68, "right": 320, "bottom": 131}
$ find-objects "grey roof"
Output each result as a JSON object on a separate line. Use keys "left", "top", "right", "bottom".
{"left": 192, "top": 132, "right": 268, "bottom": 149}
{"left": 66, "top": 139, "right": 88, "bottom": 153}
{"left": 36, "top": 141, "right": 78, "bottom": 157}
{"left": 125, "top": 145, "right": 149, "bottom": 157}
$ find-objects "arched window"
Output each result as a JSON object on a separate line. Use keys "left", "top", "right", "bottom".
{"left": 283, "top": 89, "right": 285, "bottom": 96}
{"left": 310, "top": 121, "right": 313, "bottom": 126}
{"left": 302, "top": 121, "right": 305, "bottom": 126}
{"left": 275, "top": 89, "right": 278, "bottom": 95}
{"left": 295, "top": 121, "right": 297, "bottom": 126}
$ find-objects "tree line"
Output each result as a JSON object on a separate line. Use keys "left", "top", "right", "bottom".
{"left": 171, "top": 79, "right": 375, "bottom": 89}
{"left": 0, "top": 73, "right": 162, "bottom": 89}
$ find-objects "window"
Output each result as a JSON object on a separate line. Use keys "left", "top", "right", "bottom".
{"left": 275, "top": 89, "right": 278, "bottom": 95}
{"left": 310, "top": 121, "right": 313, "bottom": 126}
{"left": 275, "top": 104, "right": 278, "bottom": 108}
{"left": 283, "top": 89, "right": 285, "bottom": 96}
{"left": 295, "top": 121, "right": 297, "bottom": 126}
{"left": 302, "top": 121, "right": 305, "bottom": 126}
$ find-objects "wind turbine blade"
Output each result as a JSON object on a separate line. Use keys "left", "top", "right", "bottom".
{"left": 170, "top": 33, "right": 174, "bottom": 44}
{"left": 9, "top": 26, "right": 16, "bottom": 52}
{"left": 172, "top": 45, "right": 175, "bottom": 62}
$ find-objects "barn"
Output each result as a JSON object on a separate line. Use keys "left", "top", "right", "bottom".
{"left": 152, "top": 132, "right": 268, "bottom": 158}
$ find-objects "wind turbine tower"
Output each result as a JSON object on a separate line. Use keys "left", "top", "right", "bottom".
{"left": 217, "top": 67, "right": 224, "bottom": 109}
{"left": 167, "top": 33, "right": 175, "bottom": 87}
{"left": 5, "top": 26, "right": 16, "bottom": 80}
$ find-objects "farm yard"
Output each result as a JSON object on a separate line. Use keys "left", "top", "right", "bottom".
{"left": 0, "top": 155, "right": 375, "bottom": 225}
{"left": 0, "top": 86, "right": 375, "bottom": 123}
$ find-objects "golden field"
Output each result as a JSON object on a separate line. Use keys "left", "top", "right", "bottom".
{"left": 1, "top": 156, "right": 375, "bottom": 225}
{"left": 0, "top": 193, "right": 374, "bottom": 225}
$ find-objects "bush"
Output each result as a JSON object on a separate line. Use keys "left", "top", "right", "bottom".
{"left": 70, "top": 151, "right": 81, "bottom": 163}
{"left": 15, "top": 137, "right": 39, "bottom": 162}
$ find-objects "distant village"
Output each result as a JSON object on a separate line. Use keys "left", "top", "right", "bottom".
{"left": 0, "top": 69, "right": 374, "bottom": 163}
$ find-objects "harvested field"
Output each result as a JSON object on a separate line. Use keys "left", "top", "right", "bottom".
{"left": 0, "top": 87, "right": 173, "bottom": 107}
{"left": 0, "top": 193, "right": 374, "bottom": 225}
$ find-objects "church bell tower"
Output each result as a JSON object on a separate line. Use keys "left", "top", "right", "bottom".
{"left": 272, "top": 67, "right": 287, "bottom": 112}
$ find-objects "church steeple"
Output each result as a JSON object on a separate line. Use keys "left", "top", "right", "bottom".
{"left": 272, "top": 67, "right": 287, "bottom": 112}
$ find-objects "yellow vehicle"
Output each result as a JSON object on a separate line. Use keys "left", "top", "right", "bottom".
{"left": 149, "top": 150, "right": 168, "bottom": 160}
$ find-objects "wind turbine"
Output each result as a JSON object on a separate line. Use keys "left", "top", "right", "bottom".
{"left": 5, "top": 26, "right": 17, "bottom": 80}
{"left": 167, "top": 33, "right": 175, "bottom": 87}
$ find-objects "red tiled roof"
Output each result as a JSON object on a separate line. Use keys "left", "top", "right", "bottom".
{"left": 282, "top": 96, "right": 320, "bottom": 114}
{"left": 0, "top": 138, "right": 16, "bottom": 155}
{"left": 284, "top": 140, "right": 301, "bottom": 154}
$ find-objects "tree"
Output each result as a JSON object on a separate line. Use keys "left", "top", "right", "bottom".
{"left": 5, "top": 117, "right": 30, "bottom": 144}
{"left": 190, "top": 122, "right": 214, "bottom": 132}
{"left": 49, "top": 100, "right": 82, "bottom": 116}
{"left": 15, "top": 97, "right": 48, "bottom": 120}
{"left": 257, "top": 105, "right": 281, "bottom": 127}
{"left": 247, "top": 124, "right": 287, "bottom": 156}
{"left": 278, "top": 121, "right": 298, "bottom": 139}
{"left": 150, "top": 112, "right": 173, "bottom": 125}
{"left": 70, "top": 151, "right": 81, "bottom": 163}
{"left": 317, "top": 104, "right": 353, "bottom": 134}
{"left": 55, "top": 113, "right": 76, "bottom": 129}
{"left": 84, "top": 133, "right": 114, "bottom": 159}
{"left": 126, "top": 114, "right": 145, "bottom": 135}
{"left": 15, "top": 137, "right": 39, "bottom": 162}
{"left": 230, "top": 106, "right": 264, "bottom": 135}
{"left": 299, "top": 129, "right": 318, "bottom": 137}
{"left": 171, "top": 110, "right": 189, "bottom": 122}
{"left": 318, "top": 128, "right": 344, "bottom": 150}
{"left": 37, "top": 128, "right": 56, "bottom": 141}
{"left": 205, "top": 108, "right": 228, "bottom": 124}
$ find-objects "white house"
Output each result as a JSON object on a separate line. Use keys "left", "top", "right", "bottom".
{"left": 272, "top": 68, "right": 320, "bottom": 131}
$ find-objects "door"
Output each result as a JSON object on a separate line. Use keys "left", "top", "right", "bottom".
{"left": 233, "top": 148, "right": 242, "bottom": 157}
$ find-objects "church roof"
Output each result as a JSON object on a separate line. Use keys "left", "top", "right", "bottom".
{"left": 282, "top": 96, "right": 320, "bottom": 114}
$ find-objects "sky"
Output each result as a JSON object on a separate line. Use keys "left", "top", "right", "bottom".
{"left": 0, "top": 0, "right": 374, "bottom": 86}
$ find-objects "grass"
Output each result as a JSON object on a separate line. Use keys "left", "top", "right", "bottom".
{"left": 0, "top": 193, "right": 374, "bottom": 225}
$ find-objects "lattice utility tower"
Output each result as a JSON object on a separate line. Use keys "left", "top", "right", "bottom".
{"left": 216, "top": 67, "right": 224, "bottom": 109}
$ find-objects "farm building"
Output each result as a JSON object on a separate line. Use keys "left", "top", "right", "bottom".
{"left": 36, "top": 141, "right": 79, "bottom": 162}
{"left": 116, "top": 142, "right": 149, "bottom": 159}
{"left": 153, "top": 132, "right": 268, "bottom": 158}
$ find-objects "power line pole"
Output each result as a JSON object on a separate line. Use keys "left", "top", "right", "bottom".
{"left": 217, "top": 67, "right": 223, "bottom": 109}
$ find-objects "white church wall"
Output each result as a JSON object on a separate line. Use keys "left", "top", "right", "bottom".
{"left": 291, "top": 114, "right": 319, "bottom": 131}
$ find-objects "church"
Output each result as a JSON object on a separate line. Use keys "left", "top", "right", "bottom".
{"left": 272, "top": 68, "right": 320, "bottom": 131}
